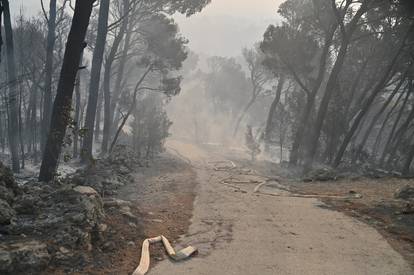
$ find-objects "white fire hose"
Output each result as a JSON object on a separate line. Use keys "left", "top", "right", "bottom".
{"left": 132, "top": 235, "right": 197, "bottom": 275}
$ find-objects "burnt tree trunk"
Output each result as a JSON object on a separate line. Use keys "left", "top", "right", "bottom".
{"left": 81, "top": 0, "right": 110, "bottom": 162}
{"left": 264, "top": 75, "right": 285, "bottom": 149}
{"left": 0, "top": 3, "right": 3, "bottom": 64}
{"left": 101, "top": 0, "right": 129, "bottom": 154}
{"left": 41, "top": 0, "right": 57, "bottom": 152}
{"left": 39, "top": 0, "right": 94, "bottom": 182}
{"left": 73, "top": 53, "right": 84, "bottom": 158}
{"left": 94, "top": 90, "right": 103, "bottom": 142}
{"left": 110, "top": 11, "right": 133, "bottom": 131}
{"left": 2, "top": 0, "right": 20, "bottom": 172}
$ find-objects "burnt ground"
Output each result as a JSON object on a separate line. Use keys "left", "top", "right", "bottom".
{"left": 45, "top": 152, "right": 197, "bottom": 275}
{"left": 236, "top": 158, "right": 414, "bottom": 269}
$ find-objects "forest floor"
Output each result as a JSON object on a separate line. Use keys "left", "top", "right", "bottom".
{"left": 44, "top": 140, "right": 414, "bottom": 274}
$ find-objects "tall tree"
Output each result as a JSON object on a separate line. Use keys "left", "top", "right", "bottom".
{"left": 1, "top": 0, "right": 20, "bottom": 172}
{"left": 41, "top": 0, "right": 57, "bottom": 152}
{"left": 101, "top": 0, "right": 132, "bottom": 154}
{"left": 39, "top": 0, "right": 95, "bottom": 182}
{"left": 0, "top": 3, "right": 3, "bottom": 64}
{"left": 81, "top": 0, "right": 110, "bottom": 162}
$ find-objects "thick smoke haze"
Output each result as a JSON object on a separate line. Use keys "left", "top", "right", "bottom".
{"left": 12, "top": 0, "right": 282, "bottom": 56}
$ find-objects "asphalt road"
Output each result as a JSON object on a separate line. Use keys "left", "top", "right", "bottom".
{"left": 150, "top": 141, "right": 412, "bottom": 275}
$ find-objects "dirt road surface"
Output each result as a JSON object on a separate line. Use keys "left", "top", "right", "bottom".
{"left": 150, "top": 141, "right": 412, "bottom": 275}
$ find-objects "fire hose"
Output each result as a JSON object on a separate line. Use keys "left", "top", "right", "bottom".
{"left": 132, "top": 235, "right": 197, "bottom": 275}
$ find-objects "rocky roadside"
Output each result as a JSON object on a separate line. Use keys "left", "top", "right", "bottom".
{"left": 0, "top": 145, "right": 145, "bottom": 274}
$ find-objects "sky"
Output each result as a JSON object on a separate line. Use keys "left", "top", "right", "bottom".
{"left": 11, "top": 0, "right": 283, "bottom": 57}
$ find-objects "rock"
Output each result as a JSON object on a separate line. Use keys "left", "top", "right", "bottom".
{"left": 119, "top": 166, "right": 131, "bottom": 175}
{"left": 98, "top": 223, "right": 108, "bottom": 232}
{"left": 59, "top": 246, "right": 71, "bottom": 254}
{"left": 0, "top": 250, "right": 12, "bottom": 272}
{"left": 73, "top": 186, "right": 99, "bottom": 196}
{"left": 54, "top": 246, "right": 79, "bottom": 265}
{"left": 0, "top": 162, "right": 19, "bottom": 195}
{"left": 120, "top": 206, "right": 136, "bottom": 219}
{"left": 0, "top": 241, "right": 50, "bottom": 274}
{"left": 128, "top": 222, "right": 137, "bottom": 227}
{"left": 103, "top": 198, "right": 132, "bottom": 208}
{"left": 395, "top": 185, "right": 414, "bottom": 201}
{"left": 0, "top": 199, "right": 15, "bottom": 225}
{"left": 102, "top": 241, "right": 116, "bottom": 252}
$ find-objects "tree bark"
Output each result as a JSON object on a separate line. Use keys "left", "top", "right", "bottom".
{"left": 73, "top": 53, "right": 84, "bottom": 158}
{"left": 101, "top": 0, "right": 130, "bottom": 153}
{"left": 39, "top": 0, "right": 94, "bottom": 182}
{"left": 2, "top": 0, "right": 20, "bottom": 172}
{"left": 264, "top": 75, "right": 285, "bottom": 148}
{"left": 94, "top": 90, "right": 103, "bottom": 142}
{"left": 81, "top": 0, "right": 110, "bottom": 162}
{"left": 0, "top": 3, "right": 3, "bottom": 64}
{"left": 41, "top": 0, "right": 57, "bottom": 152}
